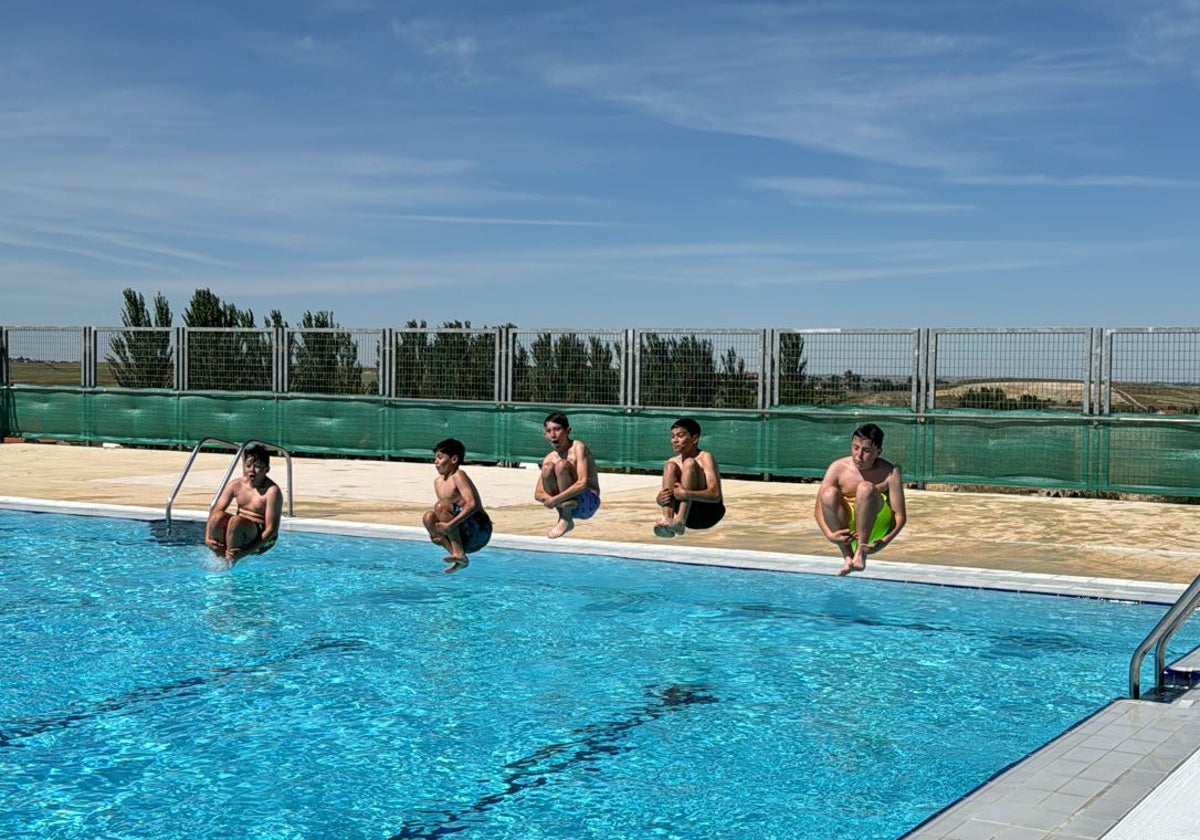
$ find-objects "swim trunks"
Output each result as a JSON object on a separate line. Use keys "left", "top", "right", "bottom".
{"left": 571, "top": 488, "right": 601, "bottom": 520}
{"left": 847, "top": 494, "right": 894, "bottom": 547}
{"left": 685, "top": 500, "right": 726, "bottom": 530}
{"left": 233, "top": 510, "right": 276, "bottom": 555}
{"left": 453, "top": 505, "right": 493, "bottom": 554}
{"left": 253, "top": 530, "right": 277, "bottom": 555}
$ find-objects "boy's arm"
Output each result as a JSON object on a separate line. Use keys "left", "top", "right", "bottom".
{"left": 259, "top": 484, "right": 283, "bottom": 545}
{"left": 440, "top": 472, "right": 480, "bottom": 531}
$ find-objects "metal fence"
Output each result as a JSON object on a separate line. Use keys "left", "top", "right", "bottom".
{"left": 4, "top": 324, "right": 1200, "bottom": 415}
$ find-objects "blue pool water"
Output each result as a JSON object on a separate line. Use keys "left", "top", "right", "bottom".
{"left": 0, "top": 509, "right": 1175, "bottom": 840}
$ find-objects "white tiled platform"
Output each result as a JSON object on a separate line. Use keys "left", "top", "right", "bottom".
{"left": 902, "top": 696, "right": 1200, "bottom": 840}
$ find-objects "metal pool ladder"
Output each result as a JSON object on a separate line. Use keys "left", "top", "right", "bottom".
{"left": 164, "top": 437, "right": 295, "bottom": 531}
{"left": 1129, "top": 569, "right": 1200, "bottom": 699}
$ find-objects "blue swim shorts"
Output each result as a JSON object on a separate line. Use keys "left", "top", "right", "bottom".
{"left": 571, "top": 488, "right": 601, "bottom": 520}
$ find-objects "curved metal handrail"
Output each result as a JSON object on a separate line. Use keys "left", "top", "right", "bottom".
{"left": 1129, "top": 571, "right": 1200, "bottom": 699}
{"left": 165, "top": 437, "right": 294, "bottom": 529}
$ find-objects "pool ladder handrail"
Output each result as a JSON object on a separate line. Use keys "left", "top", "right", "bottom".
{"left": 1128, "top": 569, "right": 1200, "bottom": 699}
{"left": 165, "top": 437, "right": 294, "bottom": 530}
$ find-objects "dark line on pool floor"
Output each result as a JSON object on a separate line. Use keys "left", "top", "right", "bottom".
{"left": 0, "top": 636, "right": 369, "bottom": 748}
{"left": 387, "top": 683, "right": 719, "bottom": 839}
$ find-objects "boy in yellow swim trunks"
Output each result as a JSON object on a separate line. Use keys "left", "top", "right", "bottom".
{"left": 814, "top": 423, "right": 907, "bottom": 576}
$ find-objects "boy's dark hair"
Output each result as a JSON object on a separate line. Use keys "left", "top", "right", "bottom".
{"left": 544, "top": 411, "right": 570, "bottom": 429}
{"left": 433, "top": 438, "right": 466, "bottom": 461}
{"left": 672, "top": 417, "right": 702, "bottom": 437}
{"left": 853, "top": 423, "right": 884, "bottom": 448}
{"left": 244, "top": 445, "right": 271, "bottom": 467}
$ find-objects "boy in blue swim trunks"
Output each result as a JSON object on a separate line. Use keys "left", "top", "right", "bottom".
{"left": 815, "top": 423, "right": 907, "bottom": 576}
{"left": 423, "top": 438, "right": 492, "bottom": 574}
{"left": 535, "top": 411, "right": 601, "bottom": 539}
{"left": 654, "top": 418, "right": 725, "bottom": 538}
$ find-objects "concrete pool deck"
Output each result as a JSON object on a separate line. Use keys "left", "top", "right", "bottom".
{"left": 4, "top": 439, "right": 1200, "bottom": 839}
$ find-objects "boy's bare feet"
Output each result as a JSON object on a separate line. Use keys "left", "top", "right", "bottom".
{"left": 548, "top": 517, "right": 573, "bottom": 539}
{"left": 850, "top": 546, "right": 867, "bottom": 572}
{"left": 653, "top": 515, "right": 675, "bottom": 538}
{"left": 443, "top": 555, "right": 469, "bottom": 574}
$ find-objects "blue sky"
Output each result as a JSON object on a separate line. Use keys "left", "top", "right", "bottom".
{"left": 2, "top": 0, "right": 1199, "bottom": 329}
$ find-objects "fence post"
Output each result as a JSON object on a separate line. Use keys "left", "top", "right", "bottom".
{"left": 80, "top": 326, "right": 92, "bottom": 388}
{"left": 0, "top": 326, "right": 7, "bottom": 387}
{"left": 379, "top": 328, "right": 394, "bottom": 398}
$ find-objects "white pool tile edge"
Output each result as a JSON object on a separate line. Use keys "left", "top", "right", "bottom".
{"left": 0, "top": 495, "right": 1184, "bottom": 605}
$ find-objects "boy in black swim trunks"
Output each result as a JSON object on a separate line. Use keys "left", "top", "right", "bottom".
{"left": 422, "top": 438, "right": 492, "bottom": 574}
{"left": 205, "top": 445, "right": 283, "bottom": 565}
{"left": 653, "top": 418, "right": 725, "bottom": 538}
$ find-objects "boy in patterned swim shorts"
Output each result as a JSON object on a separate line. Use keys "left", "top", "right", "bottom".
{"left": 422, "top": 438, "right": 492, "bottom": 574}
{"left": 535, "top": 411, "right": 601, "bottom": 539}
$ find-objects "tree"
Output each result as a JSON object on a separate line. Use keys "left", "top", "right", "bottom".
{"left": 638, "top": 333, "right": 727, "bottom": 408}
{"left": 107, "top": 288, "right": 174, "bottom": 388}
{"left": 289, "top": 311, "right": 367, "bottom": 395}
{"left": 717, "top": 345, "right": 757, "bottom": 409}
{"left": 393, "top": 321, "right": 498, "bottom": 401}
{"left": 955, "top": 386, "right": 1051, "bottom": 410}
{"left": 776, "top": 332, "right": 811, "bottom": 405}
{"left": 182, "top": 288, "right": 273, "bottom": 392}
{"left": 509, "top": 332, "right": 622, "bottom": 404}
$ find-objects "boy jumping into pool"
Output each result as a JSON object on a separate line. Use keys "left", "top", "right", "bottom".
{"left": 815, "top": 423, "right": 907, "bottom": 576}
{"left": 653, "top": 417, "right": 725, "bottom": 538}
{"left": 423, "top": 437, "right": 492, "bottom": 574}
{"left": 205, "top": 445, "right": 283, "bottom": 565}
{"left": 535, "top": 411, "right": 601, "bottom": 539}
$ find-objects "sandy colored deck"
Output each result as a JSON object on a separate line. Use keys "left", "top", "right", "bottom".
{"left": 3, "top": 441, "right": 1199, "bottom": 584}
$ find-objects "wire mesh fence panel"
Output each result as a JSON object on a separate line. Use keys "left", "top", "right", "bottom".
{"left": 286, "top": 328, "right": 383, "bottom": 396}
{"left": 1104, "top": 329, "right": 1200, "bottom": 415}
{"left": 3, "top": 328, "right": 84, "bottom": 386}
{"left": 772, "top": 329, "right": 917, "bottom": 409}
{"left": 394, "top": 327, "right": 499, "bottom": 402}
{"left": 509, "top": 329, "right": 625, "bottom": 405}
{"left": 185, "top": 328, "right": 276, "bottom": 392}
{"left": 635, "top": 329, "right": 763, "bottom": 409}
{"left": 97, "top": 327, "right": 176, "bottom": 389}
{"left": 929, "top": 329, "right": 1093, "bottom": 412}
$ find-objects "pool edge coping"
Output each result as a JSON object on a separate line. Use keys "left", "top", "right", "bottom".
{"left": 0, "top": 495, "right": 1183, "bottom": 605}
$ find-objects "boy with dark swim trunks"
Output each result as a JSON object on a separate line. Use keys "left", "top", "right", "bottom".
{"left": 205, "top": 445, "right": 283, "bottom": 565}
{"left": 535, "top": 411, "right": 601, "bottom": 539}
{"left": 653, "top": 418, "right": 725, "bottom": 538}
{"left": 422, "top": 438, "right": 492, "bottom": 574}
{"left": 815, "top": 423, "right": 907, "bottom": 576}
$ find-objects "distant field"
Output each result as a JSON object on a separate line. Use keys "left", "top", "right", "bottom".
{"left": 933, "top": 379, "right": 1200, "bottom": 413}
{"left": 7, "top": 360, "right": 81, "bottom": 386}
{"left": 5, "top": 362, "right": 1199, "bottom": 413}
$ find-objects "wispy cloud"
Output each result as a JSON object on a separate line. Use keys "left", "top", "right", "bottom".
{"left": 525, "top": 5, "right": 1147, "bottom": 174}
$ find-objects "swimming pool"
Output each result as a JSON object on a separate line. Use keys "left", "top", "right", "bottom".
{"left": 0, "top": 509, "right": 1178, "bottom": 840}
